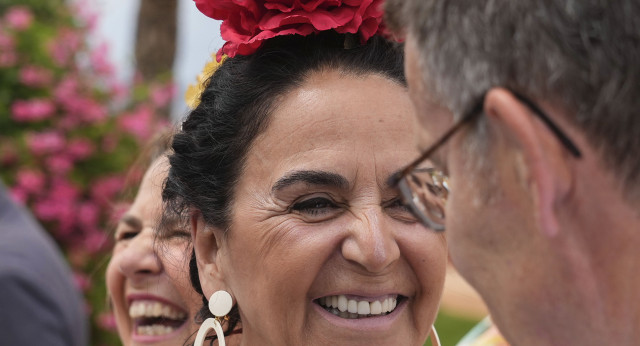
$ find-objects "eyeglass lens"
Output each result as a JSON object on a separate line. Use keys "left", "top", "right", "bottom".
{"left": 397, "top": 168, "right": 448, "bottom": 231}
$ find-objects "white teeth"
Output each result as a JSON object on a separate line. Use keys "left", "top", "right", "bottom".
{"left": 338, "top": 295, "right": 348, "bottom": 312}
{"left": 319, "top": 294, "right": 398, "bottom": 318}
{"left": 357, "top": 301, "right": 370, "bottom": 315}
{"left": 128, "top": 300, "right": 187, "bottom": 320}
{"left": 136, "top": 324, "right": 176, "bottom": 336}
{"left": 370, "top": 300, "right": 382, "bottom": 315}
{"left": 347, "top": 299, "right": 358, "bottom": 313}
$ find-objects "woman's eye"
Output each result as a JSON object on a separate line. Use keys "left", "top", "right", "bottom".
{"left": 291, "top": 197, "right": 339, "bottom": 217}
{"left": 384, "top": 198, "right": 418, "bottom": 223}
{"left": 116, "top": 230, "right": 139, "bottom": 241}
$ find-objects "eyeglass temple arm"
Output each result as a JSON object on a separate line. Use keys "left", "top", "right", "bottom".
{"left": 511, "top": 91, "right": 582, "bottom": 158}
{"left": 390, "top": 101, "right": 484, "bottom": 185}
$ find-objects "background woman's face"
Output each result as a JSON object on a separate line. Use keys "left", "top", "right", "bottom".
{"left": 106, "top": 158, "right": 201, "bottom": 346}
{"left": 207, "top": 71, "right": 447, "bottom": 345}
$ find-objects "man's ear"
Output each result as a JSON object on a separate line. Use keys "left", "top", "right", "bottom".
{"left": 190, "top": 210, "right": 228, "bottom": 298}
{"left": 484, "top": 88, "right": 572, "bottom": 238}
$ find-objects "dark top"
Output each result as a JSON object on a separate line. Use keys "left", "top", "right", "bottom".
{"left": 0, "top": 181, "right": 88, "bottom": 345}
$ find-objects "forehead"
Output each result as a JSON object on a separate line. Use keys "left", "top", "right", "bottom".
{"left": 128, "top": 157, "right": 168, "bottom": 218}
{"left": 248, "top": 71, "right": 420, "bottom": 173}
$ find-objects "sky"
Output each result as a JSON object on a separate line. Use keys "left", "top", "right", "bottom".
{"left": 84, "top": 0, "right": 225, "bottom": 121}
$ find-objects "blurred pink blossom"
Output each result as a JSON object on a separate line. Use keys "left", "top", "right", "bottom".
{"left": 150, "top": 83, "right": 176, "bottom": 108}
{"left": 48, "top": 29, "right": 81, "bottom": 66}
{"left": 47, "top": 154, "right": 74, "bottom": 175}
{"left": 89, "top": 42, "right": 114, "bottom": 76}
{"left": 71, "top": 0, "right": 99, "bottom": 32}
{"left": 33, "top": 198, "right": 61, "bottom": 222}
{"left": 67, "top": 138, "right": 95, "bottom": 160}
{"left": 8, "top": 187, "right": 27, "bottom": 205}
{"left": 0, "top": 51, "right": 17, "bottom": 67}
{"left": 91, "top": 176, "right": 124, "bottom": 206}
{"left": 19, "top": 65, "right": 53, "bottom": 87}
{"left": 77, "top": 202, "right": 100, "bottom": 228}
{"left": 26, "top": 130, "right": 65, "bottom": 155}
{"left": 11, "top": 99, "right": 56, "bottom": 122}
{"left": 16, "top": 169, "right": 45, "bottom": 194}
{"left": 4, "top": 6, "right": 33, "bottom": 31}
{"left": 73, "top": 272, "right": 92, "bottom": 292}
{"left": 0, "top": 31, "right": 15, "bottom": 50}
{"left": 84, "top": 230, "right": 108, "bottom": 254}
{"left": 97, "top": 312, "right": 117, "bottom": 331}
{"left": 118, "top": 105, "right": 153, "bottom": 140}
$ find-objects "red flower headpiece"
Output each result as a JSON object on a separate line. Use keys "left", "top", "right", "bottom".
{"left": 195, "top": 0, "right": 387, "bottom": 61}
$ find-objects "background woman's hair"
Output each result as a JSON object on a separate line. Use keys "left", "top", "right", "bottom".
{"left": 160, "top": 31, "right": 405, "bottom": 338}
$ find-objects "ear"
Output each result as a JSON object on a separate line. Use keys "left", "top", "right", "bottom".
{"left": 484, "top": 88, "right": 572, "bottom": 238}
{"left": 190, "top": 210, "right": 229, "bottom": 299}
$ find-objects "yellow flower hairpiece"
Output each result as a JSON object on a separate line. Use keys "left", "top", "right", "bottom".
{"left": 185, "top": 54, "right": 227, "bottom": 109}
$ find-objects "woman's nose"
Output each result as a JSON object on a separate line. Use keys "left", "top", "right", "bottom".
{"left": 341, "top": 208, "right": 400, "bottom": 273}
{"left": 117, "top": 229, "right": 162, "bottom": 280}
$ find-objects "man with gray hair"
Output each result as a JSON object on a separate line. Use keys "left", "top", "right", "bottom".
{"left": 385, "top": 1, "right": 640, "bottom": 345}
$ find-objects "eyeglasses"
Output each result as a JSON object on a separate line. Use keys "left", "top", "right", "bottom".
{"left": 390, "top": 90, "right": 582, "bottom": 231}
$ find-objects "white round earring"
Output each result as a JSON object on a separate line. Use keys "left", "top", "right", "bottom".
{"left": 194, "top": 290, "right": 233, "bottom": 346}
{"left": 430, "top": 324, "right": 441, "bottom": 346}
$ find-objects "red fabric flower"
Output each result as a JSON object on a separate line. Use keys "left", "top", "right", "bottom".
{"left": 194, "top": 0, "right": 386, "bottom": 61}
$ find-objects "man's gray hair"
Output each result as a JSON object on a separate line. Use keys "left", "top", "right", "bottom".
{"left": 386, "top": 0, "right": 640, "bottom": 199}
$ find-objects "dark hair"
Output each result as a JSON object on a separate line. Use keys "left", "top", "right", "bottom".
{"left": 161, "top": 31, "right": 405, "bottom": 340}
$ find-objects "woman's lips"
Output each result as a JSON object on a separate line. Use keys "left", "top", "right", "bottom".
{"left": 316, "top": 294, "right": 399, "bottom": 318}
{"left": 313, "top": 294, "right": 408, "bottom": 331}
{"left": 127, "top": 298, "right": 189, "bottom": 340}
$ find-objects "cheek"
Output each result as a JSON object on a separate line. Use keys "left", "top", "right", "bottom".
{"left": 105, "top": 256, "right": 130, "bottom": 336}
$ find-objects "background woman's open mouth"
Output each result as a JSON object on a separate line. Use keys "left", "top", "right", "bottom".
{"left": 315, "top": 294, "right": 404, "bottom": 319}
{"left": 129, "top": 300, "right": 188, "bottom": 336}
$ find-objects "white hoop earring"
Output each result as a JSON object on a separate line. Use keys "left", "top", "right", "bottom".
{"left": 430, "top": 324, "right": 441, "bottom": 346}
{"left": 194, "top": 290, "right": 233, "bottom": 346}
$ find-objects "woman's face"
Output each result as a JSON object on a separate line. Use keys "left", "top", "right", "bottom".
{"left": 198, "top": 71, "right": 448, "bottom": 345}
{"left": 107, "top": 158, "right": 201, "bottom": 346}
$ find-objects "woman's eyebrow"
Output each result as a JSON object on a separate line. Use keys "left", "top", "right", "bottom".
{"left": 272, "top": 170, "right": 349, "bottom": 192}
{"left": 119, "top": 214, "right": 143, "bottom": 230}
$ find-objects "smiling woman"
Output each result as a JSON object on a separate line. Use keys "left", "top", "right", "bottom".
{"left": 105, "top": 133, "right": 206, "bottom": 346}
{"left": 161, "top": 18, "right": 448, "bottom": 346}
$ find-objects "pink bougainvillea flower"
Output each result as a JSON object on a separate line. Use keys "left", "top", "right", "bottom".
{"left": 194, "top": 0, "right": 386, "bottom": 60}
{"left": 0, "top": 51, "right": 17, "bottom": 67}
{"left": 8, "top": 187, "right": 28, "bottom": 205}
{"left": 48, "top": 28, "right": 81, "bottom": 66}
{"left": 0, "top": 31, "right": 15, "bottom": 51}
{"left": 89, "top": 42, "right": 114, "bottom": 76}
{"left": 97, "top": 312, "right": 118, "bottom": 331}
{"left": 67, "top": 138, "right": 95, "bottom": 160}
{"left": 11, "top": 99, "right": 56, "bottom": 122}
{"left": 117, "top": 105, "right": 154, "bottom": 141}
{"left": 77, "top": 202, "right": 100, "bottom": 228}
{"left": 73, "top": 272, "right": 92, "bottom": 292}
{"left": 150, "top": 83, "right": 176, "bottom": 108}
{"left": 84, "top": 230, "right": 108, "bottom": 254}
{"left": 26, "top": 130, "right": 65, "bottom": 155}
{"left": 91, "top": 175, "right": 124, "bottom": 206}
{"left": 4, "top": 6, "right": 34, "bottom": 31}
{"left": 16, "top": 169, "right": 45, "bottom": 194}
{"left": 47, "top": 154, "right": 74, "bottom": 175}
{"left": 19, "top": 65, "right": 54, "bottom": 88}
